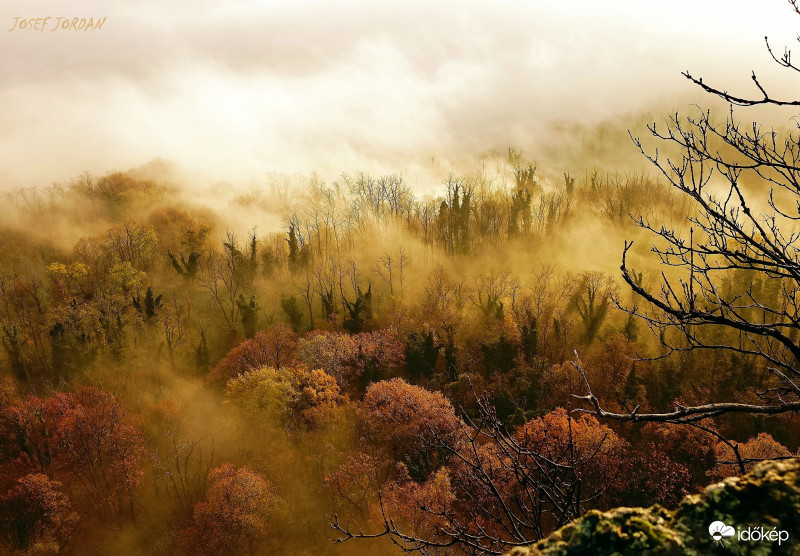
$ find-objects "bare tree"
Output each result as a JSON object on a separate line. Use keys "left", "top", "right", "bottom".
{"left": 374, "top": 252, "right": 396, "bottom": 297}
{"left": 397, "top": 247, "right": 409, "bottom": 299}
{"left": 574, "top": 2, "right": 800, "bottom": 435}
{"left": 568, "top": 271, "right": 617, "bottom": 345}
{"left": 296, "top": 268, "right": 316, "bottom": 329}
{"left": 161, "top": 292, "right": 191, "bottom": 369}
{"left": 471, "top": 269, "right": 514, "bottom": 319}
{"left": 0, "top": 273, "right": 50, "bottom": 381}
{"left": 198, "top": 250, "right": 242, "bottom": 333}
{"left": 153, "top": 433, "right": 215, "bottom": 520}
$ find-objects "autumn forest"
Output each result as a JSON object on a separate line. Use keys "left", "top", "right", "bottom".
{"left": 6, "top": 1, "right": 800, "bottom": 554}
{"left": 0, "top": 114, "right": 798, "bottom": 556}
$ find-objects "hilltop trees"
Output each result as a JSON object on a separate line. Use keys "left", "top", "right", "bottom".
{"left": 0, "top": 155, "right": 658, "bottom": 388}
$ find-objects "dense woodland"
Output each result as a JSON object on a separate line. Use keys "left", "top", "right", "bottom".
{"left": 0, "top": 139, "right": 797, "bottom": 555}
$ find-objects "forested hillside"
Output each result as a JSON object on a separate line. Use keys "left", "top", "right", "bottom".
{"left": 0, "top": 141, "right": 796, "bottom": 554}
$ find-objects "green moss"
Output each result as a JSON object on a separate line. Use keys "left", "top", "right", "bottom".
{"left": 508, "top": 459, "right": 800, "bottom": 556}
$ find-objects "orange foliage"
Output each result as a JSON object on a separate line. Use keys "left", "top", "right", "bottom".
{"left": 363, "top": 378, "right": 459, "bottom": 480}
{"left": 0, "top": 473, "right": 78, "bottom": 554}
{"left": 324, "top": 453, "right": 388, "bottom": 518}
{"left": 617, "top": 422, "right": 717, "bottom": 508}
{"left": 147, "top": 207, "right": 212, "bottom": 253}
{"left": 516, "top": 409, "right": 627, "bottom": 475}
{"left": 225, "top": 365, "right": 344, "bottom": 428}
{"left": 456, "top": 408, "right": 627, "bottom": 517}
{"left": 711, "top": 432, "right": 793, "bottom": 481}
{"left": 586, "top": 333, "right": 644, "bottom": 404}
{"left": 639, "top": 422, "right": 716, "bottom": 484}
{"left": 178, "top": 464, "right": 274, "bottom": 556}
{"left": 294, "top": 366, "right": 342, "bottom": 408}
{"left": 294, "top": 329, "right": 404, "bottom": 388}
{"left": 9, "top": 387, "right": 146, "bottom": 517}
{"left": 383, "top": 464, "right": 455, "bottom": 542}
{"left": 349, "top": 329, "right": 405, "bottom": 385}
{"left": 295, "top": 331, "right": 355, "bottom": 384}
{"left": 210, "top": 323, "right": 298, "bottom": 383}
{"left": 624, "top": 448, "right": 692, "bottom": 508}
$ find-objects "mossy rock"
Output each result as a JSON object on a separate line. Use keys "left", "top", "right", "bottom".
{"left": 507, "top": 459, "right": 800, "bottom": 556}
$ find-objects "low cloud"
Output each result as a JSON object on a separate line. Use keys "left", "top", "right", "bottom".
{"left": 0, "top": 0, "right": 797, "bottom": 190}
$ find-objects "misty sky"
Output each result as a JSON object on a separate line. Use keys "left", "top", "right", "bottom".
{"left": 1, "top": 0, "right": 798, "bottom": 190}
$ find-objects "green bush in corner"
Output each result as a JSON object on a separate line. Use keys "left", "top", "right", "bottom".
{"left": 507, "top": 459, "right": 800, "bottom": 556}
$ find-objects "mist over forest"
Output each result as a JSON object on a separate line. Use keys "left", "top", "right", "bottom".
{"left": 4, "top": 1, "right": 800, "bottom": 555}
